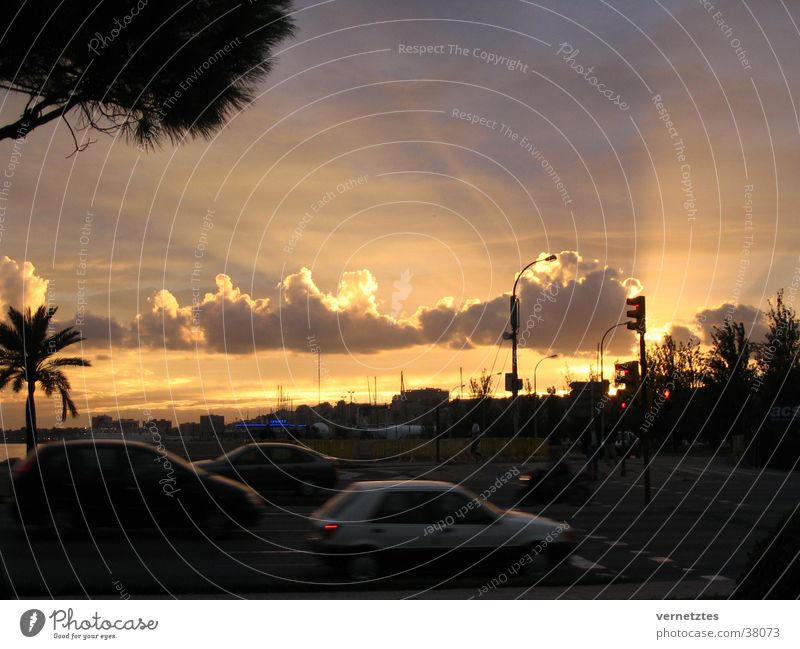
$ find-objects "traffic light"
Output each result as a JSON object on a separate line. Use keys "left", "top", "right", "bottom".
{"left": 626, "top": 295, "right": 646, "bottom": 333}
{"left": 614, "top": 360, "right": 639, "bottom": 387}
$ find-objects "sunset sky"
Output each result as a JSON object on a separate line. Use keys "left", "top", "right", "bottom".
{"left": 1, "top": 0, "right": 798, "bottom": 428}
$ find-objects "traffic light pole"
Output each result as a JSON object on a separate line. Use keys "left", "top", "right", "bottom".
{"left": 625, "top": 295, "right": 650, "bottom": 506}
{"left": 639, "top": 327, "right": 651, "bottom": 505}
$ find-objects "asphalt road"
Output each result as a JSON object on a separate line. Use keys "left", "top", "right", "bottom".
{"left": 1, "top": 452, "right": 797, "bottom": 599}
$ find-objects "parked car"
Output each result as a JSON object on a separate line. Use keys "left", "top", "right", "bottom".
{"left": 11, "top": 440, "right": 264, "bottom": 536}
{"left": 307, "top": 480, "right": 575, "bottom": 581}
{"left": 194, "top": 443, "right": 338, "bottom": 496}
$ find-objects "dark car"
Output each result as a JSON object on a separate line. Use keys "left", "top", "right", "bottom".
{"left": 195, "top": 443, "right": 338, "bottom": 496}
{"left": 516, "top": 460, "right": 592, "bottom": 505}
{"left": 11, "top": 440, "right": 264, "bottom": 537}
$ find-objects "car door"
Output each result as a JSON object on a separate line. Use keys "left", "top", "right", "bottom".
{"left": 124, "top": 446, "right": 177, "bottom": 528}
{"left": 220, "top": 446, "right": 269, "bottom": 492}
{"left": 367, "top": 490, "right": 441, "bottom": 572}
{"left": 263, "top": 446, "right": 302, "bottom": 490}
{"left": 428, "top": 491, "right": 502, "bottom": 570}
{"left": 66, "top": 446, "right": 125, "bottom": 527}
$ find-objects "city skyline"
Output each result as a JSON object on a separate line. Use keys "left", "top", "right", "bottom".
{"left": 1, "top": 0, "right": 797, "bottom": 428}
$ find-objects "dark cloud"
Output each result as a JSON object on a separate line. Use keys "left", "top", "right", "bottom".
{"left": 128, "top": 251, "right": 642, "bottom": 356}
{"left": 73, "top": 312, "right": 129, "bottom": 347}
{"left": 415, "top": 251, "right": 640, "bottom": 356}
{"left": 694, "top": 303, "right": 768, "bottom": 343}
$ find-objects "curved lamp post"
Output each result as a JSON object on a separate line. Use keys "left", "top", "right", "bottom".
{"left": 508, "top": 254, "right": 557, "bottom": 437}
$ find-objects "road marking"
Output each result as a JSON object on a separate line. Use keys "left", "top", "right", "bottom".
{"left": 629, "top": 550, "right": 649, "bottom": 555}
{"left": 649, "top": 556, "right": 673, "bottom": 563}
{"left": 587, "top": 535, "right": 606, "bottom": 540}
{"left": 338, "top": 471, "right": 363, "bottom": 480}
{"left": 570, "top": 555, "right": 607, "bottom": 571}
{"left": 604, "top": 541, "right": 629, "bottom": 547}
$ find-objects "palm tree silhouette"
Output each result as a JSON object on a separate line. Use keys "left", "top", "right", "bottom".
{"left": 0, "top": 305, "right": 90, "bottom": 452}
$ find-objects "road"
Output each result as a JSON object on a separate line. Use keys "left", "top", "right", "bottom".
{"left": 1, "top": 452, "right": 797, "bottom": 599}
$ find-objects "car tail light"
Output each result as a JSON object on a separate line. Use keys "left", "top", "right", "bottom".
{"left": 322, "top": 523, "right": 339, "bottom": 539}
{"left": 13, "top": 455, "right": 37, "bottom": 478}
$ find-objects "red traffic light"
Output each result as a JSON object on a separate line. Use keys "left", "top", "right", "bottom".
{"left": 663, "top": 388, "right": 671, "bottom": 400}
{"left": 626, "top": 295, "right": 646, "bottom": 332}
{"left": 620, "top": 401, "right": 628, "bottom": 409}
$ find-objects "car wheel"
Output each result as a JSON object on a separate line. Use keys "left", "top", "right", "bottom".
{"left": 346, "top": 554, "right": 381, "bottom": 582}
{"left": 297, "top": 478, "right": 318, "bottom": 497}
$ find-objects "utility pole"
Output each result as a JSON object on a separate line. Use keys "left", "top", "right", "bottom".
{"left": 626, "top": 296, "right": 650, "bottom": 505}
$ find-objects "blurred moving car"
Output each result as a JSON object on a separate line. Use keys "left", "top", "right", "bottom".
{"left": 516, "top": 459, "right": 593, "bottom": 505}
{"left": 308, "top": 480, "right": 575, "bottom": 581}
{"left": 11, "top": 440, "right": 263, "bottom": 536}
{"left": 195, "top": 443, "right": 338, "bottom": 496}
{"left": 614, "top": 430, "right": 640, "bottom": 458}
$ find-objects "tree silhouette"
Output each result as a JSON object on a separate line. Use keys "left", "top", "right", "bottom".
{"left": 647, "top": 334, "right": 706, "bottom": 392}
{"left": 706, "top": 320, "right": 753, "bottom": 389}
{"left": 468, "top": 369, "right": 495, "bottom": 399}
{"left": 0, "top": 1, "right": 294, "bottom": 149}
{"left": 0, "top": 306, "right": 90, "bottom": 452}
{"left": 755, "top": 289, "right": 800, "bottom": 394}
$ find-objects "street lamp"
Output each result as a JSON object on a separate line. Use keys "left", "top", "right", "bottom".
{"left": 533, "top": 354, "right": 558, "bottom": 439}
{"left": 507, "top": 254, "right": 557, "bottom": 437}
{"left": 434, "top": 383, "right": 466, "bottom": 463}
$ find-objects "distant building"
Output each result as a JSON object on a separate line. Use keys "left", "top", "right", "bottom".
{"left": 116, "top": 418, "right": 140, "bottom": 435}
{"left": 390, "top": 387, "right": 449, "bottom": 423}
{"left": 180, "top": 422, "right": 201, "bottom": 439}
{"left": 200, "top": 414, "right": 225, "bottom": 439}
{"left": 149, "top": 419, "right": 172, "bottom": 437}
{"left": 91, "top": 414, "right": 113, "bottom": 432}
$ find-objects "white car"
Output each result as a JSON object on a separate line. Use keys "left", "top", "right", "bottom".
{"left": 308, "top": 480, "right": 575, "bottom": 581}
